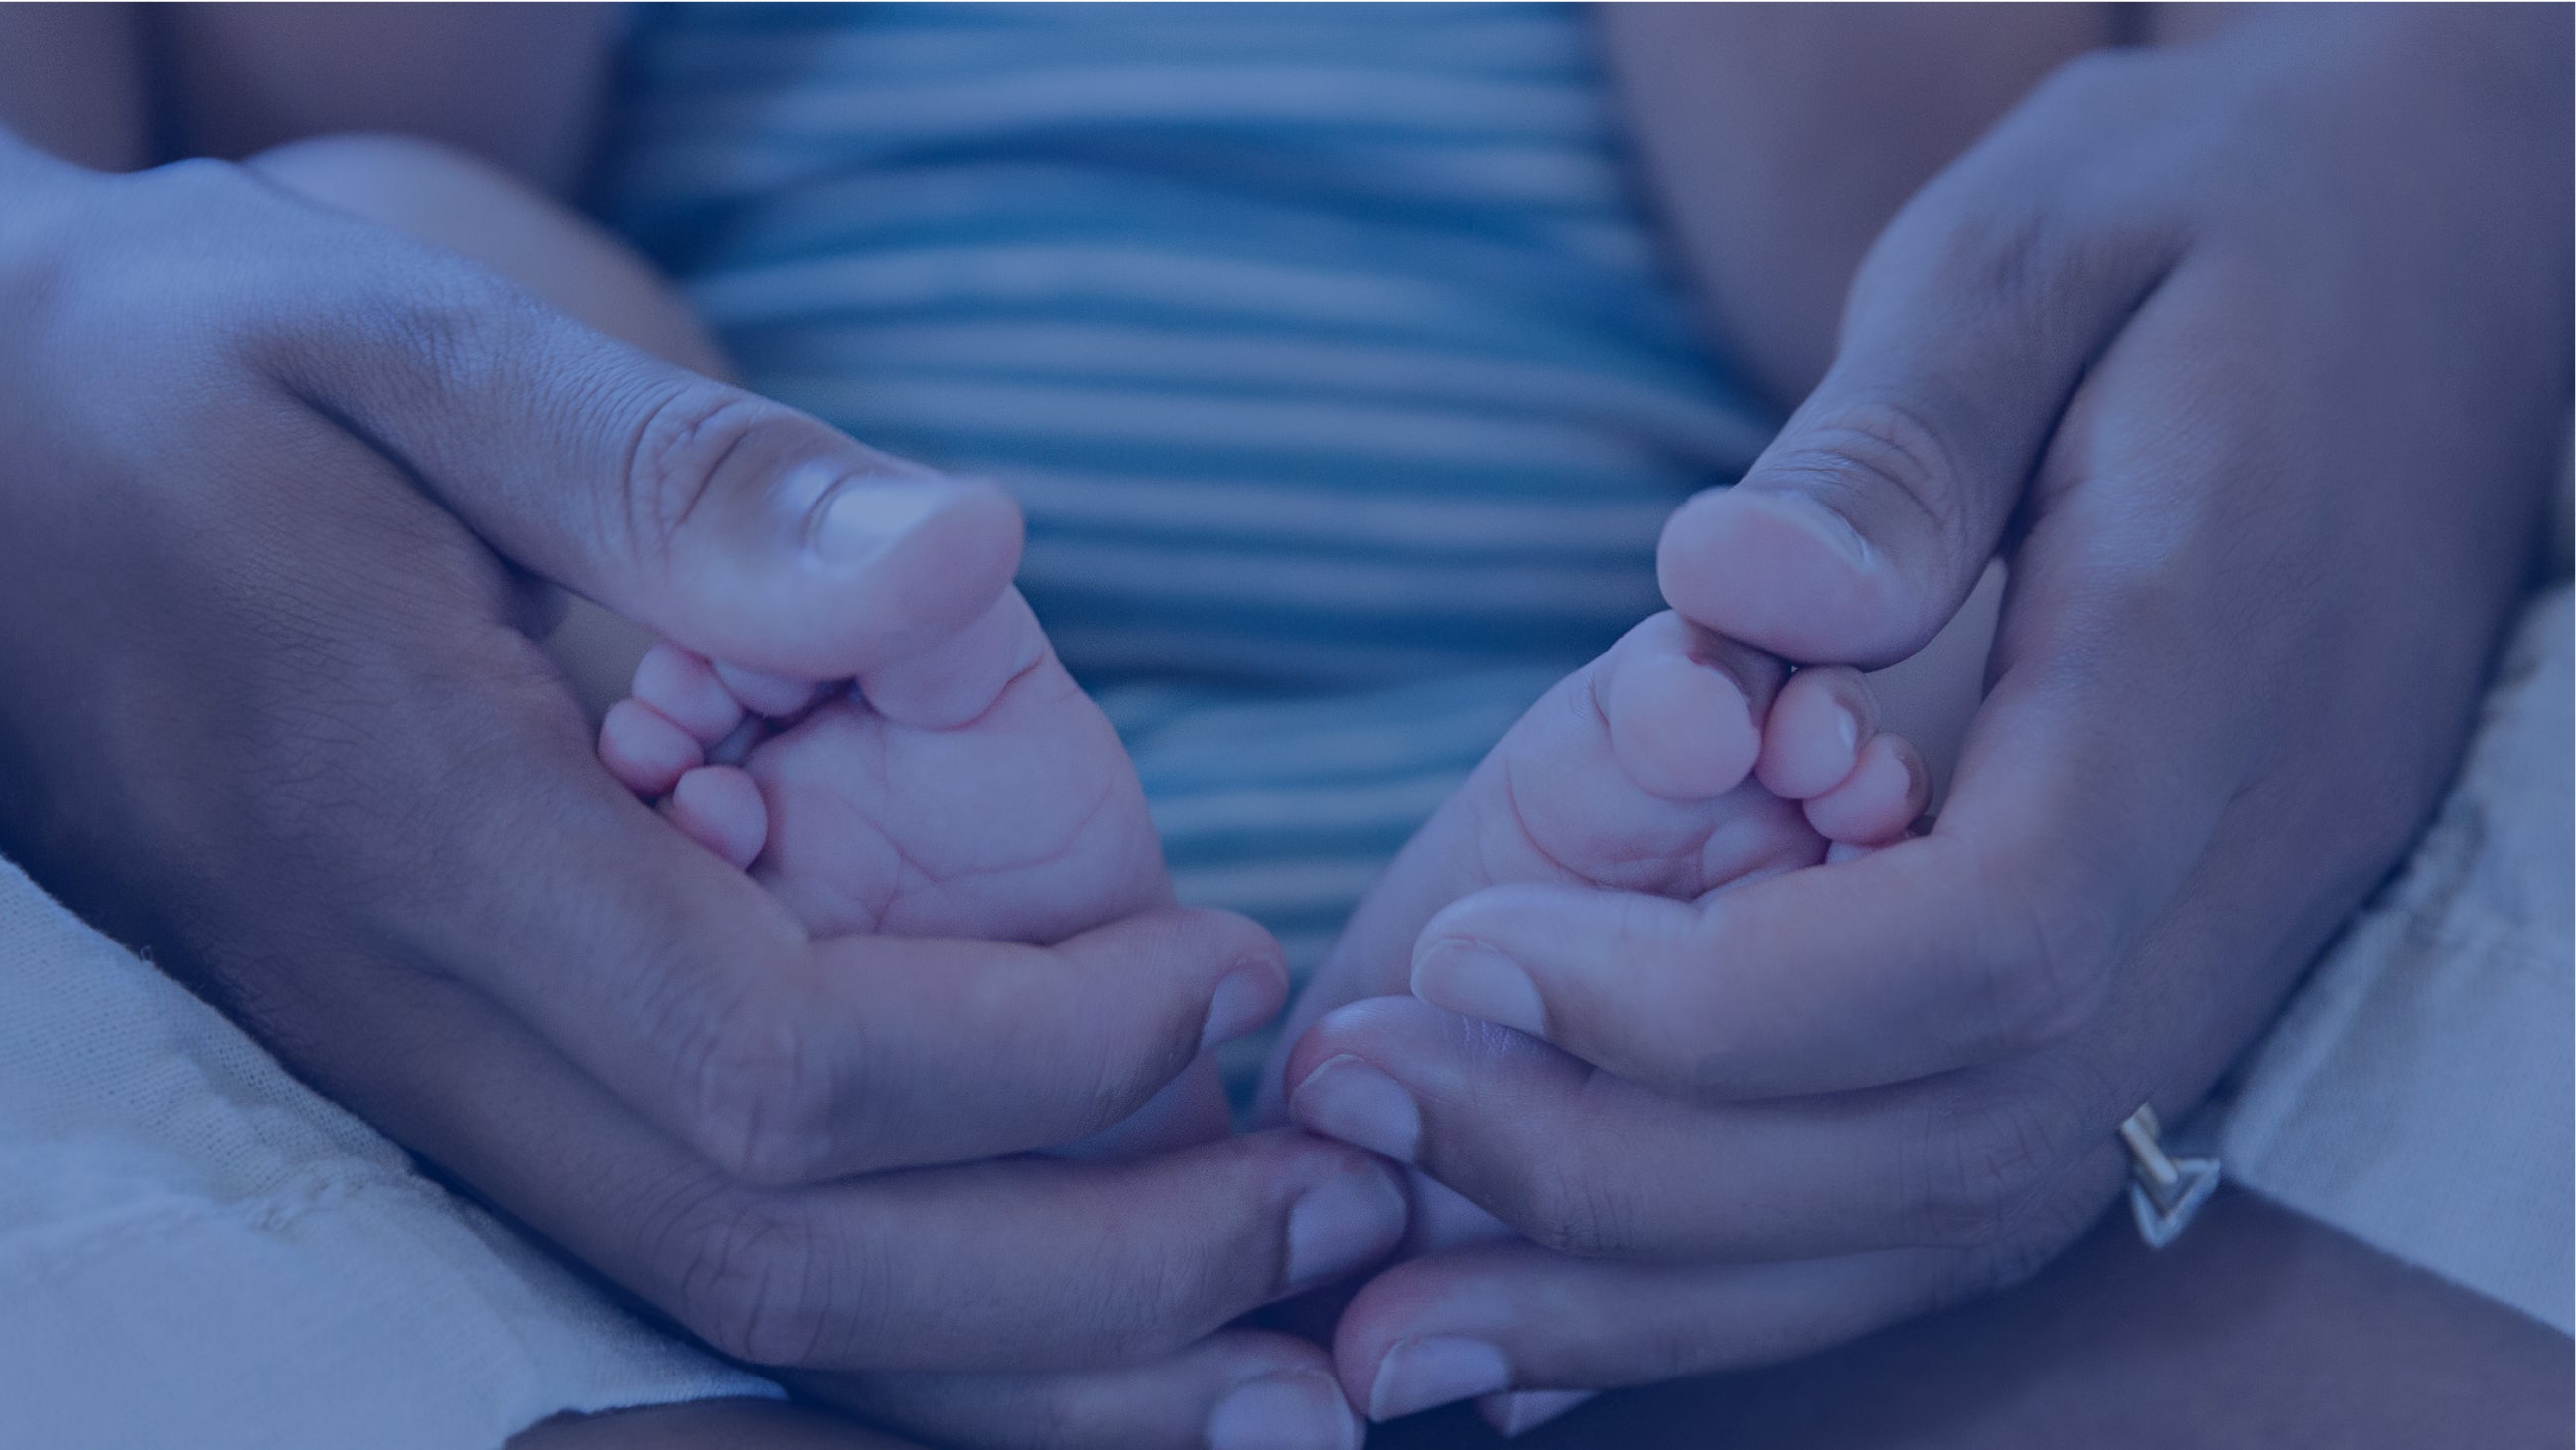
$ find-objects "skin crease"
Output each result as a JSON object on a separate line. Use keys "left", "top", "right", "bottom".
{"left": 1275, "top": 1, "right": 2569, "bottom": 1435}
{"left": 0, "top": 5, "right": 2566, "bottom": 1448}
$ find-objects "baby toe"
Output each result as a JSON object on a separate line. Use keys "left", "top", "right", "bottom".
{"left": 1601, "top": 615, "right": 1763, "bottom": 803}
{"left": 599, "top": 698, "right": 703, "bottom": 798}
{"left": 713, "top": 660, "right": 824, "bottom": 720}
{"left": 663, "top": 764, "right": 769, "bottom": 870}
{"left": 631, "top": 642, "right": 745, "bottom": 745}
{"left": 1803, "top": 733, "right": 1928, "bottom": 846}
{"left": 857, "top": 587, "right": 1050, "bottom": 731}
{"left": 1758, "top": 665, "right": 1879, "bottom": 801}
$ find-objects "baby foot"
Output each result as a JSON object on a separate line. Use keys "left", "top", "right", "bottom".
{"left": 1367, "top": 610, "right": 1925, "bottom": 941}
{"left": 599, "top": 587, "right": 1223, "bottom": 1151}
{"left": 1281, "top": 610, "right": 1925, "bottom": 1250}
{"left": 600, "top": 587, "right": 1163, "bottom": 940}
{"left": 1263, "top": 614, "right": 1924, "bottom": 1107}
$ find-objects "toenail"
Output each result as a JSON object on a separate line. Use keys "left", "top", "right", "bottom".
{"left": 1206, "top": 1370, "right": 1360, "bottom": 1450}
{"left": 1289, "top": 1056, "right": 1421, "bottom": 1164}
{"left": 1411, "top": 941, "right": 1546, "bottom": 1040}
{"left": 809, "top": 475, "right": 950, "bottom": 562}
{"left": 1368, "top": 1337, "right": 1513, "bottom": 1421}
{"left": 1282, "top": 1163, "right": 1408, "bottom": 1290}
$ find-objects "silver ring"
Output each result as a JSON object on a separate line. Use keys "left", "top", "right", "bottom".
{"left": 2119, "top": 1104, "right": 2220, "bottom": 1249}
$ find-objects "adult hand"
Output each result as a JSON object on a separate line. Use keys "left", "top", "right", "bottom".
{"left": 1279, "top": 5, "right": 2570, "bottom": 1428}
{"left": 0, "top": 142, "right": 1396, "bottom": 1450}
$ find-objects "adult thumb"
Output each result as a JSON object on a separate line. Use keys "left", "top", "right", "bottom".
{"left": 258, "top": 242, "right": 1019, "bottom": 681}
{"left": 1658, "top": 159, "right": 2180, "bottom": 668}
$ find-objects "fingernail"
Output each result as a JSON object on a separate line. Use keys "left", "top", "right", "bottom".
{"left": 1206, "top": 1370, "right": 1360, "bottom": 1450}
{"left": 1411, "top": 941, "right": 1545, "bottom": 1039}
{"left": 1834, "top": 704, "right": 1861, "bottom": 756}
{"left": 1479, "top": 1389, "right": 1595, "bottom": 1438}
{"left": 1368, "top": 1337, "right": 1512, "bottom": 1422}
{"left": 809, "top": 475, "right": 949, "bottom": 562}
{"left": 1751, "top": 494, "right": 1875, "bottom": 574}
{"left": 1289, "top": 1055, "right": 1421, "bottom": 1163}
{"left": 1201, "top": 965, "right": 1280, "bottom": 1051}
{"left": 1283, "top": 1165, "right": 1407, "bottom": 1290}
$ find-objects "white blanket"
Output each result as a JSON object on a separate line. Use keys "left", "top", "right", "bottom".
{"left": 0, "top": 861, "right": 775, "bottom": 1447}
{"left": 2218, "top": 586, "right": 2573, "bottom": 1331}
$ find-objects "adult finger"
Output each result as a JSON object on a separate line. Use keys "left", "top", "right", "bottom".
{"left": 224, "top": 160, "right": 1020, "bottom": 680}
{"left": 1398, "top": 743, "right": 2191, "bottom": 1102}
{"left": 1327, "top": 1225, "right": 2104, "bottom": 1425}
{"left": 295, "top": 955, "right": 1408, "bottom": 1378}
{"left": 806, "top": 1331, "right": 1361, "bottom": 1450}
{"left": 1656, "top": 55, "right": 2185, "bottom": 666}
{"left": 1283, "top": 997, "right": 2125, "bottom": 1262}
